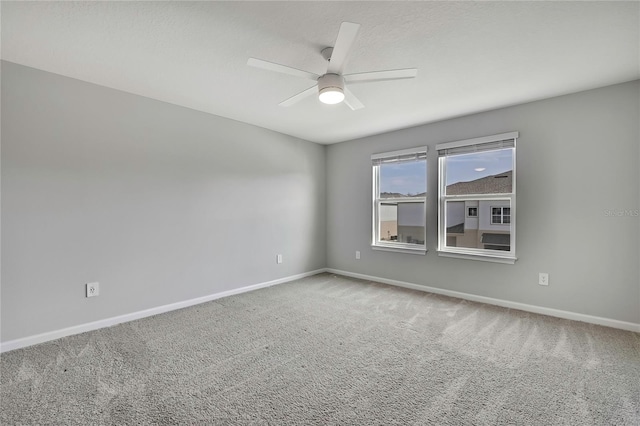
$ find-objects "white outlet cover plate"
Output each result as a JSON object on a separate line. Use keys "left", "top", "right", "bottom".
{"left": 539, "top": 273, "right": 549, "bottom": 286}
{"left": 86, "top": 282, "right": 99, "bottom": 297}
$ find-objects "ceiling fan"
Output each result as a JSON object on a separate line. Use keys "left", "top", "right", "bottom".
{"left": 247, "top": 22, "right": 417, "bottom": 110}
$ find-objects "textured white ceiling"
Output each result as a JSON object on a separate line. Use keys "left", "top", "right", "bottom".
{"left": 2, "top": 1, "right": 638, "bottom": 144}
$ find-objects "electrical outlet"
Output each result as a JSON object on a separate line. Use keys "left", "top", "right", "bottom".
{"left": 276, "top": 254, "right": 283, "bottom": 264}
{"left": 355, "top": 251, "right": 361, "bottom": 260}
{"left": 538, "top": 273, "right": 549, "bottom": 286}
{"left": 86, "top": 282, "right": 99, "bottom": 297}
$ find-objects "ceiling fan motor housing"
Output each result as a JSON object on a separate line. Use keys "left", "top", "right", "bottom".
{"left": 317, "top": 73, "right": 345, "bottom": 104}
{"left": 318, "top": 73, "right": 344, "bottom": 93}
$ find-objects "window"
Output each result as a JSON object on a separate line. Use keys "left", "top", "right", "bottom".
{"left": 437, "top": 132, "right": 517, "bottom": 263}
{"left": 491, "top": 207, "right": 510, "bottom": 224}
{"left": 372, "top": 147, "right": 427, "bottom": 254}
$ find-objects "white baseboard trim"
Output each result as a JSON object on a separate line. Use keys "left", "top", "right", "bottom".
{"left": 326, "top": 268, "right": 640, "bottom": 333}
{"left": 0, "top": 269, "right": 326, "bottom": 353}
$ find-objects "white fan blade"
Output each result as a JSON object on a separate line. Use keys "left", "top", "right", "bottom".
{"left": 279, "top": 85, "right": 318, "bottom": 107}
{"left": 343, "top": 87, "right": 364, "bottom": 110}
{"left": 345, "top": 68, "right": 418, "bottom": 84}
{"left": 326, "top": 22, "right": 361, "bottom": 75}
{"left": 248, "top": 58, "right": 319, "bottom": 81}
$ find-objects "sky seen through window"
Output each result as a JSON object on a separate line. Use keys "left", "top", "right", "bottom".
{"left": 380, "top": 148, "right": 513, "bottom": 195}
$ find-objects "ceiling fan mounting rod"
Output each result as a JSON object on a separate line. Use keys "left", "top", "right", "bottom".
{"left": 321, "top": 47, "right": 334, "bottom": 62}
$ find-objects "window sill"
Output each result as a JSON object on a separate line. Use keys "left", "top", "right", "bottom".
{"left": 437, "top": 250, "right": 516, "bottom": 264}
{"left": 372, "top": 245, "right": 427, "bottom": 255}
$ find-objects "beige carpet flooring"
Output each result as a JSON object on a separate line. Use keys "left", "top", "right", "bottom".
{"left": 1, "top": 273, "right": 639, "bottom": 425}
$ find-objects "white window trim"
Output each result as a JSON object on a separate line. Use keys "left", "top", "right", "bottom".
{"left": 438, "top": 250, "right": 516, "bottom": 264}
{"left": 437, "top": 132, "right": 518, "bottom": 263}
{"left": 372, "top": 245, "right": 427, "bottom": 255}
{"left": 372, "top": 146, "right": 428, "bottom": 255}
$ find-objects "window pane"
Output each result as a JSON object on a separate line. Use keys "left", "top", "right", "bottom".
{"left": 445, "top": 200, "right": 510, "bottom": 251}
{"left": 379, "top": 203, "right": 398, "bottom": 241}
{"left": 380, "top": 160, "right": 426, "bottom": 198}
{"left": 379, "top": 201, "right": 425, "bottom": 244}
{"left": 397, "top": 202, "right": 425, "bottom": 244}
{"left": 445, "top": 148, "right": 513, "bottom": 195}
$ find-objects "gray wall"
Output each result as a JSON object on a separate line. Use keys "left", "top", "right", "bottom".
{"left": 327, "top": 80, "right": 640, "bottom": 324}
{"left": 1, "top": 61, "right": 326, "bottom": 342}
{"left": 2, "top": 60, "right": 638, "bottom": 345}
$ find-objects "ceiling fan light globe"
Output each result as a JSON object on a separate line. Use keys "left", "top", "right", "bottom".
{"left": 319, "top": 87, "right": 345, "bottom": 104}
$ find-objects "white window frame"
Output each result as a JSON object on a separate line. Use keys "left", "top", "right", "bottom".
{"left": 467, "top": 207, "right": 478, "bottom": 218}
{"left": 437, "top": 132, "right": 517, "bottom": 264}
{"left": 372, "top": 146, "right": 427, "bottom": 255}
